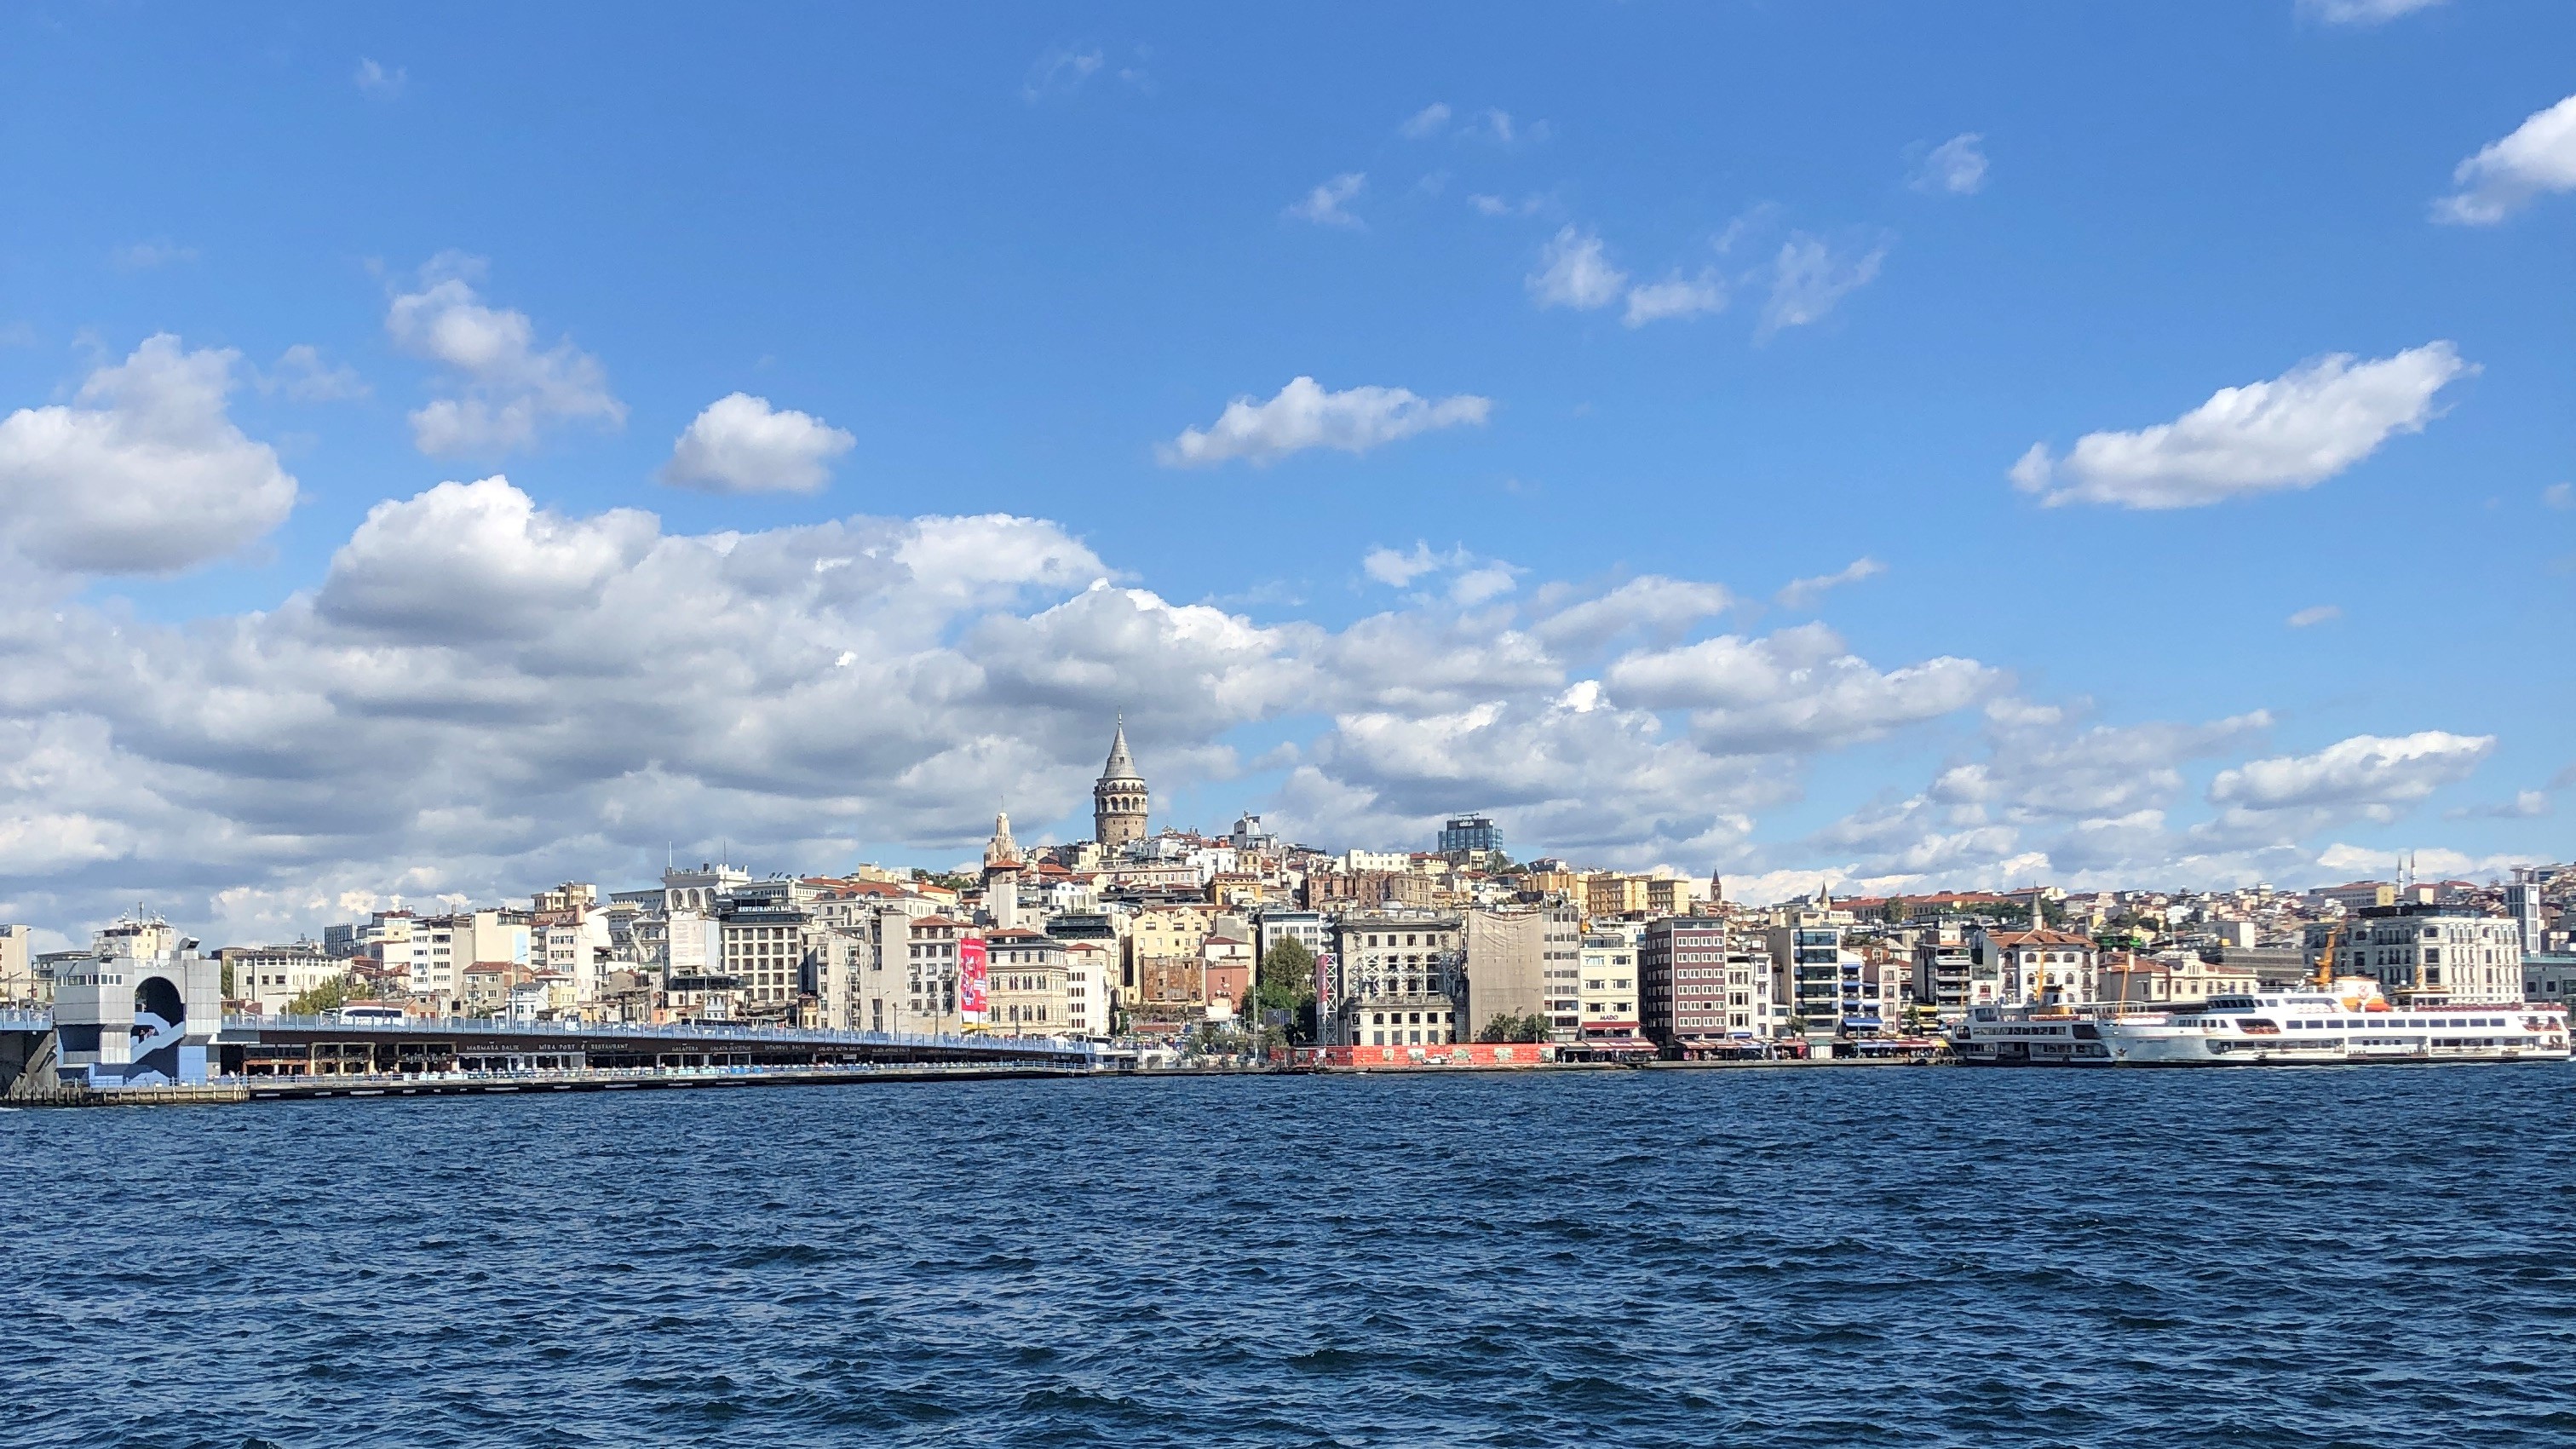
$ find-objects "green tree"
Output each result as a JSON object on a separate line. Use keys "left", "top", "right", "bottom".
{"left": 1256, "top": 939, "right": 1318, "bottom": 1044}
{"left": 285, "top": 974, "right": 357, "bottom": 1015}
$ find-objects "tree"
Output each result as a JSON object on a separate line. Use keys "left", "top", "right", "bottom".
{"left": 1256, "top": 939, "right": 1318, "bottom": 1044}
{"left": 1476, "top": 1011, "right": 1550, "bottom": 1044}
{"left": 285, "top": 974, "right": 357, "bottom": 1015}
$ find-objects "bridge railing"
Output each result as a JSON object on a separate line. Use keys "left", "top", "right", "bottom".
{"left": 220, "top": 1012, "right": 1088, "bottom": 1056}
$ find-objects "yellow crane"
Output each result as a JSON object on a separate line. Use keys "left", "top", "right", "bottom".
{"left": 2311, "top": 925, "right": 2340, "bottom": 989}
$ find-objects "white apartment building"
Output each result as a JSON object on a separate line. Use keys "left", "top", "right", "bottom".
{"left": 228, "top": 943, "right": 340, "bottom": 1016}
{"left": 1061, "top": 939, "right": 1114, "bottom": 1039}
{"left": 0, "top": 923, "right": 34, "bottom": 1003}
{"left": 1577, "top": 932, "right": 1642, "bottom": 1046}
{"left": 2345, "top": 904, "right": 2525, "bottom": 1005}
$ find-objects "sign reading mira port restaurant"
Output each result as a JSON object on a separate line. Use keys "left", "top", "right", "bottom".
{"left": 957, "top": 935, "right": 989, "bottom": 1025}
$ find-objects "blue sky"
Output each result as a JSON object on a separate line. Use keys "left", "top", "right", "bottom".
{"left": 1, "top": 1, "right": 2571, "bottom": 940}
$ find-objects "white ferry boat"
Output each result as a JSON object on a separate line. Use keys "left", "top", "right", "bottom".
{"left": 1952, "top": 982, "right": 2570, "bottom": 1067}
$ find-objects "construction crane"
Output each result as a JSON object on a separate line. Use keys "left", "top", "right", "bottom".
{"left": 2310, "top": 925, "right": 2340, "bottom": 989}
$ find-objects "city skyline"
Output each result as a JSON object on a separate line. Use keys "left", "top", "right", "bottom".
{"left": 3, "top": 3, "right": 2573, "bottom": 946}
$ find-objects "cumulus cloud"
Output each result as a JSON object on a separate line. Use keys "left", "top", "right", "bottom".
{"left": 386, "top": 255, "right": 626, "bottom": 456}
{"left": 2435, "top": 93, "right": 2576, "bottom": 225}
{"left": 1527, "top": 227, "right": 1628, "bottom": 311}
{"left": 2202, "top": 730, "right": 2493, "bottom": 840}
{"left": 1909, "top": 133, "right": 1987, "bottom": 195}
{"left": 2299, "top": 0, "right": 2447, "bottom": 25}
{"left": 659, "top": 394, "right": 855, "bottom": 494}
{"left": 1286, "top": 173, "right": 1366, "bottom": 228}
{"left": 315, "top": 476, "right": 658, "bottom": 640}
{"left": 1760, "top": 235, "right": 1887, "bottom": 336}
{"left": 1399, "top": 103, "right": 1452, "bottom": 139}
{"left": 1604, "top": 623, "right": 1998, "bottom": 752}
{"left": 0, "top": 335, "right": 298, "bottom": 574}
{"left": 2287, "top": 603, "right": 2343, "bottom": 628}
{"left": 2011, "top": 342, "right": 2472, "bottom": 509}
{"left": 1775, "top": 557, "right": 1886, "bottom": 610}
{"left": 1624, "top": 272, "right": 1728, "bottom": 327}
{"left": 1530, "top": 577, "right": 1735, "bottom": 655}
{"left": 1158, "top": 377, "right": 1490, "bottom": 467}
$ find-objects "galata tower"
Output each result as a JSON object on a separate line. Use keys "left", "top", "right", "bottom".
{"left": 1093, "top": 716, "right": 1148, "bottom": 848}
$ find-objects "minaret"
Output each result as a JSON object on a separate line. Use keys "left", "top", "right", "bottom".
{"left": 1093, "top": 716, "right": 1149, "bottom": 849}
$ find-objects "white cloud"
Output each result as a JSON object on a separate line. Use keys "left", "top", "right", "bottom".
{"left": 1469, "top": 193, "right": 1547, "bottom": 219}
{"left": 386, "top": 255, "right": 626, "bottom": 456}
{"left": 2547, "top": 482, "right": 2573, "bottom": 509}
{"left": 1287, "top": 173, "right": 1366, "bottom": 228}
{"left": 354, "top": 57, "right": 407, "bottom": 97}
{"left": 1775, "top": 557, "right": 1886, "bottom": 610}
{"left": 1528, "top": 227, "right": 1627, "bottom": 311}
{"left": 2011, "top": 342, "right": 2472, "bottom": 509}
{"left": 261, "top": 344, "right": 369, "bottom": 403}
{"left": 1022, "top": 46, "right": 1103, "bottom": 103}
{"left": 660, "top": 394, "right": 855, "bottom": 494}
{"left": 2435, "top": 93, "right": 2576, "bottom": 225}
{"left": 2203, "top": 730, "right": 2493, "bottom": 840}
{"left": 1760, "top": 234, "right": 1887, "bottom": 336}
{"left": 2300, "top": 0, "right": 2447, "bottom": 25}
{"left": 110, "top": 239, "right": 198, "bottom": 271}
{"left": 1399, "top": 103, "right": 1452, "bottom": 139}
{"left": 1530, "top": 577, "right": 1735, "bottom": 654}
{"left": 1909, "top": 133, "right": 1988, "bottom": 195}
{"left": 0, "top": 335, "right": 298, "bottom": 575}
{"left": 1361, "top": 543, "right": 1472, "bottom": 589}
{"left": 1604, "top": 623, "right": 1998, "bottom": 753}
{"left": 2287, "top": 603, "right": 2343, "bottom": 628}
{"left": 1624, "top": 272, "right": 1728, "bottom": 327}
{"left": 1158, "top": 377, "right": 1491, "bottom": 468}
{"left": 316, "top": 477, "right": 658, "bottom": 641}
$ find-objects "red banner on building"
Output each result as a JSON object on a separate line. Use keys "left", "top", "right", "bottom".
{"left": 959, "top": 935, "right": 988, "bottom": 1023}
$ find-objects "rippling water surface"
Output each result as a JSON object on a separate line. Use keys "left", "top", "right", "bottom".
{"left": 9, "top": 1066, "right": 2575, "bottom": 1447}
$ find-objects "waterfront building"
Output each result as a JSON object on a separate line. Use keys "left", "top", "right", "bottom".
{"left": 0, "top": 923, "right": 33, "bottom": 1003}
{"left": 1970, "top": 926, "right": 2101, "bottom": 1008}
{"left": 1093, "top": 719, "right": 1149, "bottom": 849}
{"left": 1201, "top": 929, "right": 1255, "bottom": 1021}
{"left": 1642, "top": 917, "right": 1766, "bottom": 1053}
{"left": 900, "top": 915, "right": 968, "bottom": 1034}
{"left": 2343, "top": 902, "right": 2524, "bottom": 1005}
{"left": 1911, "top": 927, "right": 1981, "bottom": 1015}
{"left": 1061, "top": 938, "right": 1115, "bottom": 1038}
{"left": 1325, "top": 911, "right": 1463, "bottom": 1047}
{"left": 1127, "top": 904, "right": 1212, "bottom": 1009}
{"left": 718, "top": 900, "right": 816, "bottom": 1015}
{"left": 1459, "top": 902, "right": 1580, "bottom": 1040}
{"left": 221, "top": 941, "right": 337, "bottom": 1015}
{"left": 985, "top": 929, "right": 1069, "bottom": 1034}
{"left": 1251, "top": 908, "right": 1327, "bottom": 966}
{"left": 50, "top": 911, "right": 221, "bottom": 1088}
{"left": 1576, "top": 930, "right": 1650, "bottom": 1052}
{"left": 1764, "top": 908, "right": 1847, "bottom": 1029}
{"left": 2097, "top": 951, "right": 2259, "bottom": 1005}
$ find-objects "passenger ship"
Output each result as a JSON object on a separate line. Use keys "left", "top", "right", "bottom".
{"left": 1952, "top": 980, "right": 2571, "bottom": 1067}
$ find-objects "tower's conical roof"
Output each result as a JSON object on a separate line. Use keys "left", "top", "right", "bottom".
{"left": 1100, "top": 716, "right": 1142, "bottom": 784}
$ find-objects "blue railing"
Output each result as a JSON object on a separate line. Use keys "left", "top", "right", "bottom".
{"left": 220, "top": 1013, "right": 1086, "bottom": 1056}
{"left": 0, "top": 1007, "right": 50, "bottom": 1031}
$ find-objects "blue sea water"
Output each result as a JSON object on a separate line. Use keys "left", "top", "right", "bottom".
{"left": 7, "top": 1067, "right": 2575, "bottom": 1448}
